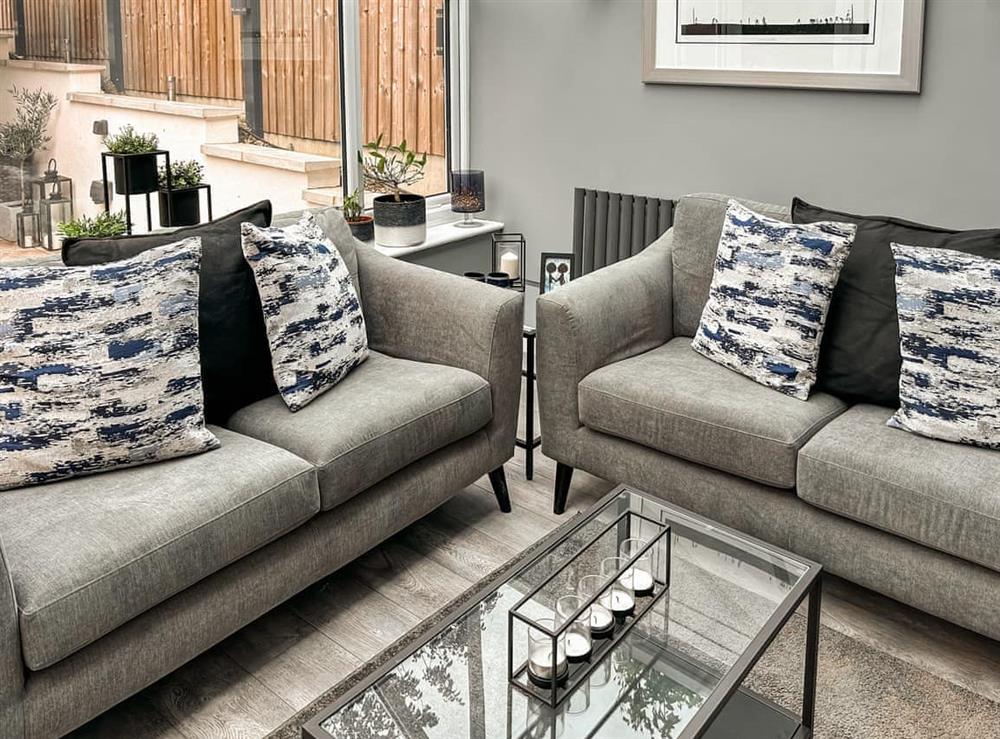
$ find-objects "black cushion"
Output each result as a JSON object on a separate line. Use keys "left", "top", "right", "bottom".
{"left": 62, "top": 201, "right": 276, "bottom": 423}
{"left": 792, "top": 197, "right": 1000, "bottom": 407}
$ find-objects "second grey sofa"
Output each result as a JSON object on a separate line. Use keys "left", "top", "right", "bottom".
{"left": 0, "top": 230, "right": 524, "bottom": 738}
{"left": 537, "top": 191, "right": 1000, "bottom": 644}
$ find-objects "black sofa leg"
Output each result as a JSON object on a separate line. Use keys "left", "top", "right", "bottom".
{"left": 489, "top": 467, "right": 512, "bottom": 513}
{"left": 553, "top": 463, "right": 574, "bottom": 515}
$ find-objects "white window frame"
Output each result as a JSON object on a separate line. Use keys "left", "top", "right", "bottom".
{"left": 340, "top": 0, "right": 469, "bottom": 222}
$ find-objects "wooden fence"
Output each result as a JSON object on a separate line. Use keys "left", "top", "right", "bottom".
{"left": 7, "top": 0, "right": 446, "bottom": 156}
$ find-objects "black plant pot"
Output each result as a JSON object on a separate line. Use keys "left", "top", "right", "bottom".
{"left": 113, "top": 153, "right": 158, "bottom": 195}
{"left": 346, "top": 215, "right": 375, "bottom": 242}
{"left": 158, "top": 187, "right": 202, "bottom": 227}
{"left": 373, "top": 193, "right": 426, "bottom": 247}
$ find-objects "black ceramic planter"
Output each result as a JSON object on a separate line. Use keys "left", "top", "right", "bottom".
{"left": 113, "top": 154, "right": 158, "bottom": 195}
{"left": 346, "top": 216, "right": 375, "bottom": 242}
{"left": 158, "top": 187, "right": 202, "bottom": 227}
{"left": 373, "top": 193, "right": 426, "bottom": 247}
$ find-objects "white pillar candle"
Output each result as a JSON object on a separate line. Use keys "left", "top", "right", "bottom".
{"left": 23, "top": 235, "right": 33, "bottom": 248}
{"left": 500, "top": 250, "right": 520, "bottom": 279}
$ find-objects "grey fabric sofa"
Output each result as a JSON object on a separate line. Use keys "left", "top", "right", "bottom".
{"left": 537, "top": 191, "right": 1000, "bottom": 644}
{"left": 0, "top": 238, "right": 523, "bottom": 738}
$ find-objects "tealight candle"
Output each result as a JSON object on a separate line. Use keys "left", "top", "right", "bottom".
{"left": 620, "top": 538, "right": 656, "bottom": 597}
{"left": 526, "top": 618, "right": 567, "bottom": 686}
{"left": 556, "top": 595, "right": 592, "bottom": 662}
{"left": 578, "top": 575, "right": 616, "bottom": 637}
{"left": 601, "top": 557, "right": 636, "bottom": 617}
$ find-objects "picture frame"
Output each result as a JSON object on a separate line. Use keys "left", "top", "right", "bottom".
{"left": 539, "top": 252, "right": 575, "bottom": 295}
{"left": 642, "top": 0, "right": 925, "bottom": 93}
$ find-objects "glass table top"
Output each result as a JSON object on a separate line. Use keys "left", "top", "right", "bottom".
{"left": 315, "top": 487, "right": 816, "bottom": 739}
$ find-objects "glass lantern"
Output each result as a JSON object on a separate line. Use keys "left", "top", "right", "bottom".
{"left": 30, "top": 159, "right": 74, "bottom": 251}
{"left": 492, "top": 232, "right": 526, "bottom": 290}
{"left": 16, "top": 207, "right": 40, "bottom": 249}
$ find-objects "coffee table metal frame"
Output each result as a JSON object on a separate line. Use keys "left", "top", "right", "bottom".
{"left": 303, "top": 485, "right": 823, "bottom": 739}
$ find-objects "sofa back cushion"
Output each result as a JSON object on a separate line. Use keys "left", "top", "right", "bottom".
{"left": 792, "top": 197, "right": 1000, "bottom": 407}
{"left": 672, "top": 193, "right": 790, "bottom": 337}
{"left": 62, "top": 201, "right": 274, "bottom": 423}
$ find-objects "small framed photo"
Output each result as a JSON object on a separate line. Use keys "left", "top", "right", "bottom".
{"left": 539, "top": 252, "right": 574, "bottom": 295}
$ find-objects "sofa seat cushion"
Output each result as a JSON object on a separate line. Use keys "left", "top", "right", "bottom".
{"left": 798, "top": 405, "right": 1000, "bottom": 573}
{"left": 0, "top": 427, "right": 319, "bottom": 671}
{"left": 226, "top": 351, "right": 492, "bottom": 510}
{"left": 578, "top": 338, "right": 846, "bottom": 488}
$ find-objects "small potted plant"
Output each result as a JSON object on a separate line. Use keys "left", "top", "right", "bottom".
{"left": 0, "top": 86, "right": 58, "bottom": 241}
{"left": 57, "top": 211, "right": 128, "bottom": 241}
{"left": 158, "top": 159, "right": 204, "bottom": 227}
{"left": 340, "top": 186, "right": 373, "bottom": 242}
{"left": 103, "top": 125, "right": 160, "bottom": 195}
{"left": 359, "top": 134, "right": 428, "bottom": 247}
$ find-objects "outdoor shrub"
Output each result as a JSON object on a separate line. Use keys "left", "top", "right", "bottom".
{"left": 57, "top": 211, "right": 128, "bottom": 239}
{"left": 159, "top": 159, "right": 204, "bottom": 190}
{"left": 104, "top": 125, "right": 159, "bottom": 154}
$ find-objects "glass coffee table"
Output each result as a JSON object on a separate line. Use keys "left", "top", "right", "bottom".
{"left": 305, "top": 486, "right": 822, "bottom": 739}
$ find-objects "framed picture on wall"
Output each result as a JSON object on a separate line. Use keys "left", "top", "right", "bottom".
{"left": 643, "top": 0, "right": 925, "bottom": 92}
{"left": 539, "top": 252, "right": 575, "bottom": 295}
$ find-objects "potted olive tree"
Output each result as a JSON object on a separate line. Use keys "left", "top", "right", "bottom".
{"left": 340, "top": 186, "right": 374, "bottom": 242}
{"left": 359, "top": 135, "right": 427, "bottom": 247}
{"left": 0, "top": 86, "right": 58, "bottom": 241}
{"left": 104, "top": 125, "right": 160, "bottom": 195}
{"left": 158, "top": 159, "right": 204, "bottom": 227}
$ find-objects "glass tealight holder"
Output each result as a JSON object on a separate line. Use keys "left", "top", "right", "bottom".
{"left": 600, "top": 557, "right": 636, "bottom": 618}
{"left": 578, "top": 575, "right": 615, "bottom": 638}
{"left": 556, "top": 595, "right": 592, "bottom": 662}
{"left": 619, "top": 538, "right": 655, "bottom": 596}
{"left": 526, "top": 617, "right": 568, "bottom": 688}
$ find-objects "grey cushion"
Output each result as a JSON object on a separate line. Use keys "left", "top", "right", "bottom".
{"left": 578, "top": 338, "right": 846, "bottom": 488}
{"left": 0, "top": 427, "right": 318, "bottom": 671}
{"left": 671, "top": 193, "right": 790, "bottom": 338}
{"left": 799, "top": 405, "right": 1000, "bottom": 574}
{"left": 226, "top": 351, "right": 493, "bottom": 510}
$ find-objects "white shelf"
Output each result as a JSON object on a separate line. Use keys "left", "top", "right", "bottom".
{"left": 374, "top": 219, "right": 504, "bottom": 258}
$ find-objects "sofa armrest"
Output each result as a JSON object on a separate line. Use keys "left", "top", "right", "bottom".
{"left": 536, "top": 231, "right": 675, "bottom": 464}
{"left": 357, "top": 245, "right": 524, "bottom": 466}
{"left": 0, "top": 535, "right": 24, "bottom": 738}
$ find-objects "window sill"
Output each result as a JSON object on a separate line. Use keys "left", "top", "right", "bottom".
{"left": 374, "top": 219, "right": 504, "bottom": 258}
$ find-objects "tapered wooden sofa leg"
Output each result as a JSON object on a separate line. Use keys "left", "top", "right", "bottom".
{"left": 488, "top": 466, "right": 512, "bottom": 513}
{"left": 553, "top": 463, "right": 574, "bottom": 515}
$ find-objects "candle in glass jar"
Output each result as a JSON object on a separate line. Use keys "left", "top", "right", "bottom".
{"left": 590, "top": 602, "right": 614, "bottom": 633}
{"left": 500, "top": 250, "right": 520, "bottom": 279}
{"left": 621, "top": 566, "right": 654, "bottom": 595}
{"left": 601, "top": 589, "right": 635, "bottom": 616}
{"left": 527, "top": 643, "right": 567, "bottom": 682}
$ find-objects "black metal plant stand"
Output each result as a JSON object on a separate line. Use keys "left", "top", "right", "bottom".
{"left": 516, "top": 327, "right": 541, "bottom": 480}
{"left": 101, "top": 150, "right": 172, "bottom": 235}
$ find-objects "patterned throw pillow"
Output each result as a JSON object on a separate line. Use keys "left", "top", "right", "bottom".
{"left": 241, "top": 215, "right": 368, "bottom": 412}
{"left": 0, "top": 238, "right": 220, "bottom": 491}
{"left": 692, "top": 200, "right": 856, "bottom": 400}
{"left": 888, "top": 244, "right": 1000, "bottom": 448}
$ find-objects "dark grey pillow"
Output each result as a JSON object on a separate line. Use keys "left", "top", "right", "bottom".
{"left": 62, "top": 201, "right": 275, "bottom": 423}
{"left": 792, "top": 198, "right": 1000, "bottom": 407}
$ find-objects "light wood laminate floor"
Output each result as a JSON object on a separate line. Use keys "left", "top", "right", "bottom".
{"left": 71, "top": 392, "right": 1000, "bottom": 738}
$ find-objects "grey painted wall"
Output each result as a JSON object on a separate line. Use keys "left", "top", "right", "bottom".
{"left": 470, "top": 0, "right": 1000, "bottom": 294}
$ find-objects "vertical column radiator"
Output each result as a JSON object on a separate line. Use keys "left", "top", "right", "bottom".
{"left": 572, "top": 188, "right": 674, "bottom": 277}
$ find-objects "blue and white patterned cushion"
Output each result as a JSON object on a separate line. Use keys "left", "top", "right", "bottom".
{"left": 0, "top": 237, "right": 220, "bottom": 491}
{"left": 889, "top": 244, "right": 1000, "bottom": 448}
{"left": 692, "top": 200, "right": 856, "bottom": 400}
{"left": 241, "top": 214, "right": 368, "bottom": 412}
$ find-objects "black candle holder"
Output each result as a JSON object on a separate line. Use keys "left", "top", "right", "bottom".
{"left": 507, "top": 509, "right": 671, "bottom": 707}
{"left": 492, "top": 232, "right": 525, "bottom": 290}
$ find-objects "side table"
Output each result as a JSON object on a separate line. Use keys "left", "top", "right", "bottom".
{"left": 516, "top": 326, "right": 541, "bottom": 480}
